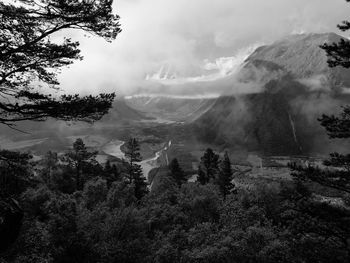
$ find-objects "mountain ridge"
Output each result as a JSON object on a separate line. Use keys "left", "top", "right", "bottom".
{"left": 189, "top": 32, "right": 350, "bottom": 155}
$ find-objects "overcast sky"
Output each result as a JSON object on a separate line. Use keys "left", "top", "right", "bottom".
{"left": 58, "top": 0, "right": 350, "bottom": 96}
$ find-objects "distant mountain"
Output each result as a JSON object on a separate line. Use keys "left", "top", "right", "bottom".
{"left": 190, "top": 33, "right": 350, "bottom": 155}
{"left": 245, "top": 33, "right": 350, "bottom": 90}
{"left": 2, "top": 33, "right": 350, "bottom": 157}
{"left": 0, "top": 99, "right": 151, "bottom": 153}
{"left": 101, "top": 99, "right": 151, "bottom": 122}
{"left": 125, "top": 96, "right": 216, "bottom": 122}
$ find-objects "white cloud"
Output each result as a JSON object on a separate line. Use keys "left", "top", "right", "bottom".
{"left": 145, "top": 43, "right": 260, "bottom": 85}
{"left": 57, "top": 0, "right": 350, "bottom": 96}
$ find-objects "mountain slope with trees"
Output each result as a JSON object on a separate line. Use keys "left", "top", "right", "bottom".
{"left": 190, "top": 32, "right": 350, "bottom": 155}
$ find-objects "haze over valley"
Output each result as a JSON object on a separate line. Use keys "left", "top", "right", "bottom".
{"left": 3, "top": 1, "right": 350, "bottom": 262}
{"left": 2, "top": 33, "right": 350, "bottom": 180}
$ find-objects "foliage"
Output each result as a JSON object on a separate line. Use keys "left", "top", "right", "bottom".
{"left": 1, "top": 147, "right": 350, "bottom": 262}
{"left": 124, "top": 138, "right": 148, "bottom": 200}
{"left": 168, "top": 158, "right": 186, "bottom": 187}
{"left": 0, "top": 0, "right": 121, "bottom": 126}
{"left": 62, "top": 138, "right": 98, "bottom": 191}
{"left": 0, "top": 150, "right": 33, "bottom": 198}
{"left": 198, "top": 148, "right": 219, "bottom": 185}
{"left": 216, "top": 152, "right": 235, "bottom": 198}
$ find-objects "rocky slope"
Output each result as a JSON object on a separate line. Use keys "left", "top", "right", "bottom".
{"left": 190, "top": 33, "right": 350, "bottom": 155}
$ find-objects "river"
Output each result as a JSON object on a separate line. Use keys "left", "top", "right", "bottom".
{"left": 102, "top": 140, "right": 170, "bottom": 181}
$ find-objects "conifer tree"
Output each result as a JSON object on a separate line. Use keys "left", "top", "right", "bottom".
{"left": 199, "top": 148, "right": 219, "bottom": 184}
{"left": 169, "top": 158, "right": 186, "bottom": 187}
{"left": 0, "top": 0, "right": 121, "bottom": 127}
{"left": 197, "top": 166, "right": 207, "bottom": 185}
{"left": 103, "top": 160, "right": 120, "bottom": 185}
{"left": 133, "top": 164, "right": 149, "bottom": 200}
{"left": 320, "top": 0, "right": 350, "bottom": 68}
{"left": 41, "top": 151, "right": 58, "bottom": 186}
{"left": 217, "top": 152, "right": 235, "bottom": 198}
{"left": 293, "top": 0, "right": 350, "bottom": 194}
{"left": 63, "top": 138, "right": 97, "bottom": 190}
{"left": 124, "top": 138, "right": 148, "bottom": 199}
{"left": 124, "top": 138, "right": 142, "bottom": 183}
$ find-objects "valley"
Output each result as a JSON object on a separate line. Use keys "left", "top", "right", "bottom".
{"left": 1, "top": 33, "right": 350, "bottom": 183}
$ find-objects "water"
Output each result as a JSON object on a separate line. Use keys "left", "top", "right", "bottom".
{"left": 102, "top": 140, "right": 169, "bottom": 180}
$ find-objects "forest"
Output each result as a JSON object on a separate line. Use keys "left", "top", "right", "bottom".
{"left": 0, "top": 134, "right": 349, "bottom": 263}
{"left": 1, "top": 0, "right": 350, "bottom": 262}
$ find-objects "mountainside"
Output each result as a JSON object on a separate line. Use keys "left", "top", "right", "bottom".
{"left": 3, "top": 33, "right": 349, "bottom": 157}
{"left": 190, "top": 33, "right": 350, "bottom": 155}
{"left": 125, "top": 96, "right": 216, "bottom": 122}
{"left": 245, "top": 33, "right": 350, "bottom": 90}
{"left": 0, "top": 99, "right": 150, "bottom": 152}
{"left": 101, "top": 99, "right": 151, "bottom": 122}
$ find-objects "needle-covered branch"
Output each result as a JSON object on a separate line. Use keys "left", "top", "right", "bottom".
{"left": 0, "top": 0, "right": 121, "bottom": 124}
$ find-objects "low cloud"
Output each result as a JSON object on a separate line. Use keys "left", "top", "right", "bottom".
{"left": 145, "top": 44, "right": 260, "bottom": 85}
{"left": 57, "top": 0, "right": 350, "bottom": 96}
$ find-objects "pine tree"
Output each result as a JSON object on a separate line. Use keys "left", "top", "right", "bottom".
{"left": 105, "top": 160, "right": 112, "bottom": 171}
{"left": 103, "top": 160, "right": 120, "bottom": 185}
{"left": 124, "top": 138, "right": 142, "bottom": 183}
{"left": 217, "top": 152, "right": 235, "bottom": 198}
{"left": 197, "top": 166, "right": 207, "bottom": 185}
{"left": 0, "top": 0, "right": 121, "bottom": 127}
{"left": 293, "top": 0, "right": 350, "bottom": 193}
{"left": 41, "top": 151, "right": 58, "bottom": 186}
{"left": 290, "top": 6, "right": 350, "bottom": 254}
{"left": 133, "top": 164, "right": 149, "bottom": 200}
{"left": 292, "top": 108, "right": 350, "bottom": 194}
{"left": 320, "top": 0, "right": 350, "bottom": 69}
{"left": 199, "top": 148, "right": 220, "bottom": 184}
{"left": 124, "top": 138, "right": 148, "bottom": 199}
{"left": 63, "top": 138, "right": 97, "bottom": 190}
{"left": 169, "top": 158, "right": 186, "bottom": 187}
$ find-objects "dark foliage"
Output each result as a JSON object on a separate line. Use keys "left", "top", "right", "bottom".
{"left": 0, "top": 0, "right": 121, "bottom": 126}
{"left": 216, "top": 151, "right": 235, "bottom": 198}
{"left": 168, "top": 158, "right": 186, "bottom": 187}
{"left": 62, "top": 138, "right": 98, "bottom": 191}
{"left": 0, "top": 199, "right": 23, "bottom": 253}
{"left": 0, "top": 139, "right": 349, "bottom": 262}
{"left": 198, "top": 148, "right": 219, "bottom": 185}
{"left": 124, "top": 138, "right": 148, "bottom": 200}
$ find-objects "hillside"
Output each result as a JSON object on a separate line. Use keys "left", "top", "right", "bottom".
{"left": 125, "top": 96, "right": 216, "bottom": 122}
{"left": 190, "top": 33, "right": 350, "bottom": 155}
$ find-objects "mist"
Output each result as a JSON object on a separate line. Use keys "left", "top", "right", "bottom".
{"left": 57, "top": 0, "right": 350, "bottom": 97}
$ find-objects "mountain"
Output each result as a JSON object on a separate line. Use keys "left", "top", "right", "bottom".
{"left": 100, "top": 99, "right": 151, "bottom": 122}
{"left": 125, "top": 96, "right": 216, "bottom": 122}
{"left": 247, "top": 33, "right": 349, "bottom": 82}
{"left": 0, "top": 99, "right": 151, "bottom": 154}
{"left": 190, "top": 33, "right": 350, "bottom": 155}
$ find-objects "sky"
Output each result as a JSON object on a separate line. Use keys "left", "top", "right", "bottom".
{"left": 57, "top": 0, "right": 350, "bottom": 97}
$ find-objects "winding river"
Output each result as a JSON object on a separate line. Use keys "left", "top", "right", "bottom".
{"left": 102, "top": 140, "right": 170, "bottom": 181}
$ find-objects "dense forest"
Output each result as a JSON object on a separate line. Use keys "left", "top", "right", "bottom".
{"left": 1, "top": 0, "right": 350, "bottom": 262}
{"left": 0, "top": 133, "right": 349, "bottom": 262}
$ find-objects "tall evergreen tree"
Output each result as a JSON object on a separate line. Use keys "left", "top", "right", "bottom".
{"left": 0, "top": 150, "right": 33, "bottom": 198}
{"left": 199, "top": 148, "right": 219, "bottom": 184}
{"left": 169, "top": 158, "right": 186, "bottom": 187}
{"left": 197, "top": 166, "right": 207, "bottom": 185}
{"left": 124, "top": 138, "right": 142, "bottom": 183}
{"left": 124, "top": 138, "right": 148, "bottom": 199}
{"left": 103, "top": 160, "right": 120, "bottom": 185}
{"left": 217, "top": 152, "right": 235, "bottom": 198}
{"left": 290, "top": 5, "right": 350, "bottom": 255}
{"left": 133, "top": 164, "right": 149, "bottom": 200}
{"left": 293, "top": 0, "right": 350, "bottom": 194}
{"left": 0, "top": 0, "right": 121, "bottom": 127}
{"left": 41, "top": 151, "right": 58, "bottom": 186}
{"left": 63, "top": 138, "right": 97, "bottom": 190}
{"left": 320, "top": 0, "right": 350, "bottom": 68}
